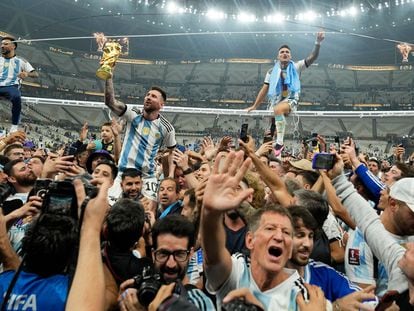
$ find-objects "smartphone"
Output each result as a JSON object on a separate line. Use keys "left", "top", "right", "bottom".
{"left": 334, "top": 136, "right": 340, "bottom": 150}
{"left": 240, "top": 123, "right": 249, "bottom": 143}
{"left": 399, "top": 136, "right": 409, "bottom": 148}
{"left": 64, "top": 144, "right": 77, "bottom": 159}
{"left": 311, "top": 133, "right": 318, "bottom": 147}
{"left": 33, "top": 179, "right": 53, "bottom": 198}
{"left": 176, "top": 144, "right": 186, "bottom": 153}
{"left": 312, "top": 153, "right": 335, "bottom": 170}
{"left": 263, "top": 136, "right": 273, "bottom": 143}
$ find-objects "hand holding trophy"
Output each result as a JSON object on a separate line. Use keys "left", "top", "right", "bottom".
{"left": 397, "top": 42, "right": 413, "bottom": 63}
{"left": 94, "top": 32, "right": 122, "bottom": 80}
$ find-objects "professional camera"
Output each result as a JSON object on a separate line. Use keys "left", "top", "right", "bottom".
{"left": 222, "top": 298, "right": 264, "bottom": 311}
{"left": 35, "top": 175, "right": 98, "bottom": 219}
{"left": 133, "top": 266, "right": 162, "bottom": 307}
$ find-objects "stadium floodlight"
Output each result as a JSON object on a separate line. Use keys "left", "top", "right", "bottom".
{"left": 206, "top": 8, "right": 226, "bottom": 20}
{"left": 264, "top": 13, "right": 285, "bottom": 23}
{"left": 348, "top": 6, "right": 358, "bottom": 16}
{"left": 167, "top": 2, "right": 179, "bottom": 13}
{"left": 237, "top": 12, "right": 256, "bottom": 22}
{"left": 303, "top": 10, "right": 317, "bottom": 21}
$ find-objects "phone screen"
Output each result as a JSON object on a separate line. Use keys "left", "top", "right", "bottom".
{"left": 312, "top": 153, "right": 335, "bottom": 170}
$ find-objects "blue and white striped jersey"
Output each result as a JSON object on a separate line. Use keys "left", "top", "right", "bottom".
{"left": 118, "top": 105, "right": 176, "bottom": 177}
{"left": 207, "top": 253, "right": 308, "bottom": 311}
{"left": 0, "top": 56, "right": 34, "bottom": 87}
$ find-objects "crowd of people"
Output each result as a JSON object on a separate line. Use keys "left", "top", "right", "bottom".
{"left": 1, "top": 34, "right": 414, "bottom": 311}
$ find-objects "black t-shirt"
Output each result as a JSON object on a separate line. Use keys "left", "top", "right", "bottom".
{"left": 103, "top": 246, "right": 153, "bottom": 286}
{"left": 310, "top": 230, "right": 332, "bottom": 266}
{"left": 224, "top": 224, "right": 248, "bottom": 255}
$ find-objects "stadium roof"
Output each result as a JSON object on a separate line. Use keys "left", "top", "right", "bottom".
{"left": 1, "top": 0, "right": 413, "bottom": 63}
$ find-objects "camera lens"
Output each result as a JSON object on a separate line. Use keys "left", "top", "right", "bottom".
{"left": 138, "top": 281, "right": 161, "bottom": 307}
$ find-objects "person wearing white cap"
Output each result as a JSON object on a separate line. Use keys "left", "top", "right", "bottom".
{"left": 344, "top": 177, "right": 414, "bottom": 296}
{"left": 330, "top": 154, "right": 414, "bottom": 308}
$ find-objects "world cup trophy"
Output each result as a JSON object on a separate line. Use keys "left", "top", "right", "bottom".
{"left": 397, "top": 42, "right": 412, "bottom": 63}
{"left": 94, "top": 32, "right": 122, "bottom": 80}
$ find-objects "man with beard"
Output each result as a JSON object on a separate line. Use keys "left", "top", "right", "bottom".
{"left": 119, "top": 168, "right": 143, "bottom": 201}
{"left": 3, "top": 159, "right": 37, "bottom": 205}
{"left": 1, "top": 36, "right": 38, "bottom": 133}
{"left": 118, "top": 215, "right": 215, "bottom": 310}
{"left": 3, "top": 159, "right": 41, "bottom": 255}
{"left": 104, "top": 80, "right": 176, "bottom": 202}
{"left": 286, "top": 205, "right": 361, "bottom": 306}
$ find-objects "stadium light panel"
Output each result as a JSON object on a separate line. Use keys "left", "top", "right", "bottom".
{"left": 237, "top": 12, "right": 256, "bottom": 22}
{"left": 206, "top": 8, "right": 226, "bottom": 20}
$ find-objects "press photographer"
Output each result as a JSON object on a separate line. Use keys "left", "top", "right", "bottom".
{"left": 118, "top": 215, "right": 215, "bottom": 311}
{"left": 0, "top": 175, "right": 103, "bottom": 311}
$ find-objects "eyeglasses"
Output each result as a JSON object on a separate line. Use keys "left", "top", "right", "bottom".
{"left": 153, "top": 249, "right": 190, "bottom": 263}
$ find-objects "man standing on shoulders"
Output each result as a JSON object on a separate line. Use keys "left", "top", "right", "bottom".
{"left": 104, "top": 79, "right": 176, "bottom": 201}
{"left": 0, "top": 36, "right": 38, "bottom": 133}
{"left": 247, "top": 32, "right": 324, "bottom": 157}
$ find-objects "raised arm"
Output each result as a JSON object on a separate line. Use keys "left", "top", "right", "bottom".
{"left": 105, "top": 79, "right": 127, "bottom": 116}
{"left": 305, "top": 31, "right": 325, "bottom": 66}
{"left": 201, "top": 151, "right": 253, "bottom": 291}
{"left": 239, "top": 138, "right": 293, "bottom": 207}
{"left": 66, "top": 178, "right": 111, "bottom": 311}
{"left": 329, "top": 155, "right": 407, "bottom": 294}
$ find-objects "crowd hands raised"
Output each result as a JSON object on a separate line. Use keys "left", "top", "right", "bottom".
{"left": 1, "top": 121, "right": 414, "bottom": 311}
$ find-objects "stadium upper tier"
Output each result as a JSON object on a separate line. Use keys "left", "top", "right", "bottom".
{"left": 16, "top": 42, "right": 414, "bottom": 111}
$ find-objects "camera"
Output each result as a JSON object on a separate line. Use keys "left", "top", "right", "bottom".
{"left": 133, "top": 266, "right": 162, "bottom": 307}
{"left": 33, "top": 179, "right": 53, "bottom": 198}
{"left": 42, "top": 180, "right": 78, "bottom": 219}
{"left": 222, "top": 298, "right": 264, "bottom": 311}
{"left": 40, "top": 176, "right": 98, "bottom": 219}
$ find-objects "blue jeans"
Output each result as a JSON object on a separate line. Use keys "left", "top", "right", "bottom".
{"left": 0, "top": 85, "right": 21, "bottom": 125}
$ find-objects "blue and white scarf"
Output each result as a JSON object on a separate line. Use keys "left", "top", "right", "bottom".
{"left": 267, "top": 60, "right": 301, "bottom": 104}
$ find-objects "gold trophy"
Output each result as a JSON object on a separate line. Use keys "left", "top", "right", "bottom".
{"left": 397, "top": 43, "right": 413, "bottom": 63}
{"left": 94, "top": 32, "right": 122, "bottom": 80}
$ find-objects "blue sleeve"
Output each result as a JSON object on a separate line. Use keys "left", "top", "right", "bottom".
{"left": 310, "top": 263, "right": 359, "bottom": 302}
{"left": 354, "top": 164, "right": 385, "bottom": 203}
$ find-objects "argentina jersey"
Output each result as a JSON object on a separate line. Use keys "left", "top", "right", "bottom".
{"left": 118, "top": 106, "right": 176, "bottom": 177}
{"left": 0, "top": 56, "right": 34, "bottom": 86}
{"left": 345, "top": 228, "right": 376, "bottom": 286}
{"left": 209, "top": 253, "right": 308, "bottom": 310}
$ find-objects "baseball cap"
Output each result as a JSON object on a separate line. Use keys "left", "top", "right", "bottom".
{"left": 389, "top": 178, "right": 414, "bottom": 212}
{"left": 86, "top": 150, "right": 113, "bottom": 174}
{"left": 289, "top": 159, "right": 313, "bottom": 172}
